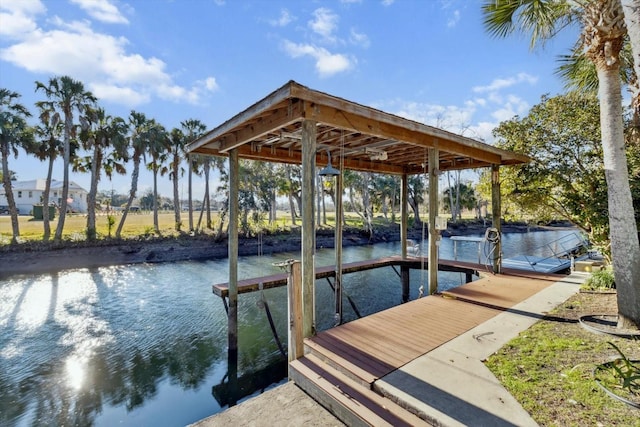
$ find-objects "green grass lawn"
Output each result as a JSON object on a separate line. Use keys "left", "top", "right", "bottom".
{"left": 0, "top": 211, "right": 202, "bottom": 242}
{"left": 0, "top": 210, "right": 408, "bottom": 243}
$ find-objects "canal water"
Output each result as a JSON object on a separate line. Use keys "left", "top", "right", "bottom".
{"left": 0, "top": 229, "right": 578, "bottom": 426}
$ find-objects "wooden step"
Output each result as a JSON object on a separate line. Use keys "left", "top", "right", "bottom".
{"left": 290, "top": 353, "right": 431, "bottom": 427}
{"left": 304, "top": 336, "right": 379, "bottom": 388}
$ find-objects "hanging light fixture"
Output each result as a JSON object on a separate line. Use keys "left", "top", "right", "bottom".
{"left": 318, "top": 149, "right": 340, "bottom": 177}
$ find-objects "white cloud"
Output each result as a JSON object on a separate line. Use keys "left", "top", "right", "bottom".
{"left": 270, "top": 8, "right": 294, "bottom": 27}
{"left": 201, "top": 76, "right": 219, "bottom": 92}
{"left": 381, "top": 0, "right": 395, "bottom": 6}
{"left": 0, "top": 16, "right": 218, "bottom": 106}
{"left": 282, "top": 40, "right": 353, "bottom": 77}
{"left": 491, "top": 94, "right": 529, "bottom": 121}
{"left": 309, "top": 8, "right": 339, "bottom": 43}
{"left": 349, "top": 28, "right": 370, "bottom": 48}
{"left": 213, "top": 0, "right": 225, "bottom": 5}
{"left": 0, "top": 0, "right": 46, "bottom": 39}
{"left": 70, "top": 0, "right": 129, "bottom": 24}
{"left": 472, "top": 72, "right": 538, "bottom": 93}
{"left": 388, "top": 100, "right": 476, "bottom": 131}
{"left": 89, "top": 82, "right": 150, "bottom": 106}
{"left": 470, "top": 121, "right": 495, "bottom": 143}
{"left": 447, "top": 10, "right": 460, "bottom": 28}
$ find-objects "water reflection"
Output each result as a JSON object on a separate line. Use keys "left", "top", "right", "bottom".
{"left": 0, "top": 230, "right": 575, "bottom": 426}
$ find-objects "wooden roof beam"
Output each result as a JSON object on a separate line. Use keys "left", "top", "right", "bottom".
{"left": 218, "top": 100, "right": 305, "bottom": 153}
{"left": 303, "top": 103, "right": 503, "bottom": 165}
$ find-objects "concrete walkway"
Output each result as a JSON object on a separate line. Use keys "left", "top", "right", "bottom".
{"left": 191, "top": 273, "right": 586, "bottom": 427}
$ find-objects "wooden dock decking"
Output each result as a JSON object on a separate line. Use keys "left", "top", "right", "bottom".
{"left": 290, "top": 272, "right": 561, "bottom": 425}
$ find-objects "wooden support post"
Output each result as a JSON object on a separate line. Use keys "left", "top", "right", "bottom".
{"left": 401, "top": 266, "right": 410, "bottom": 303}
{"left": 428, "top": 148, "right": 439, "bottom": 295}
{"left": 227, "top": 148, "right": 239, "bottom": 388}
{"left": 491, "top": 164, "right": 502, "bottom": 274}
{"left": 400, "top": 173, "right": 410, "bottom": 302}
{"left": 288, "top": 260, "right": 303, "bottom": 364}
{"left": 334, "top": 169, "right": 343, "bottom": 325}
{"left": 400, "top": 173, "right": 408, "bottom": 259}
{"left": 301, "top": 119, "right": 316, "bottom": 338}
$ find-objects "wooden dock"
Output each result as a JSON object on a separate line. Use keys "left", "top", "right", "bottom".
{"left": 212, "top": 256, "right": 481, "bottom": 298}
{"left": 289, "top": 272, "right": 559, "bottom": 426}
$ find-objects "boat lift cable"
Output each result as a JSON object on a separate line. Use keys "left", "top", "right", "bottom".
{"left": 256, "top": 282, "right": 287, "bottom": 358}
{"left": 418, "top": 148, "right": 428, "bottom": 299}
{"left": 325, "top": 277, "right": 362, "bottom": 319}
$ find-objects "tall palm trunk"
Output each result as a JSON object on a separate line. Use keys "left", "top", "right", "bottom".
{"left": 204, "top": 162, "right": 212, "bottom": 228}
{"left": 86, "top": 139, "right": 103, "bottom": 240}
{"left": 172, "top": 160, "right": 181, "bottom": 231}
{"left": 188, "top": 156, "right": 193, "bottom": 231}
{"left": 152, "top": 156, "right": 159, "bottom": 232}
{"left": 54, "top": 114, "right": 73, "bottom": 241}
{"left": 116, "top": 155, "right": 140, "bottom": 238}
{"left": 597, "top": 64, "right": 640, "bottom": 328}
{"left": 1, "top": 144, "right": 19, "bottom": 243}
{"left": 42, "top": 155, "right": 54, "bottom": 241}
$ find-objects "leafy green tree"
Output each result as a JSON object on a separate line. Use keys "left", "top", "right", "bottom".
{"left": 0, "top": 89, "right": 34, "bottom": 243}
{"left": 371, "top": 174, "right": 399, "bottom": 222}
{"left": 483, "top": 0, "right": 640, "bottom": 327}
{"left": 408, "top": 174, "right": 427, "bottom": 228}
{"left": 278, "top": 164, "right": 302, "bottom": 226}
{"left": 36, "top": 76, "right": 96, "bottom": 242}
{"left": 139, "top": 189, "right": 156, "bottom": 210}
{"left": 443, "top": 181, "right": 477, "bottom": 221}
{"left": 480, "top": 92, "right": 610, "bottom": 239}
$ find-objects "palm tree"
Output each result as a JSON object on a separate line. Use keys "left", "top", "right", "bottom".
{"left": 145, "top": 124, "right": 169, "bottom": 233}
{"left": 35, "top": 76, "right": 96, "bottom": 242}
{"left": 181, "top": 119, "right": 207, "bottom": 232}
{"left": 408, "top": 175, "right": 426, "bottom": 228}
{"left": 166, "top": 127, "right": 186, "bottom": 231}
{"left": 77, "top": 107, "right": 128, "bottom": 240}
{"left": 0, "top": 89, "right": 34, "bottom": 243}
{"left": 29, "top": 103, "right": 63, "bottom": 241}
{"left": 483, "top": 0, "right": 640, "bottom": 328}
{"left": 115, "top": 111, "right": 155, "bottom": 238}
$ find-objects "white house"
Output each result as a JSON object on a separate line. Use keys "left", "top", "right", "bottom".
{"left": 0, "top": 179, "right": 88, "bottom": 215}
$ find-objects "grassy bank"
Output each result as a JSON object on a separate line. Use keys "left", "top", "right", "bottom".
{"left": 485, "top": 292, "right": 640, "bottom": 426}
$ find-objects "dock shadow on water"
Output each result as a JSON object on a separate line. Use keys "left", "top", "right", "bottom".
{"left": 0, "top": 230, "right": 575, "bottom": 426}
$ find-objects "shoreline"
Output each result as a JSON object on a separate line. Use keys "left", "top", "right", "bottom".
{"left": 0, "top": 223, "right": 558, "bottom": 279}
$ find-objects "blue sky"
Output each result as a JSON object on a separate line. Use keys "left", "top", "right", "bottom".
{"left": 1, "top": 0, "right": 581, "bottom": 201}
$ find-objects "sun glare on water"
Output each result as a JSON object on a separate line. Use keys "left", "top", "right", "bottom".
{"left": 65, "top": 355, "right": 86, "bottom": 390}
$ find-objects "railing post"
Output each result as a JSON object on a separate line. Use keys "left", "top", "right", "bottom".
{"left": 288, "top": 260, "right": 303, "bottom": 364}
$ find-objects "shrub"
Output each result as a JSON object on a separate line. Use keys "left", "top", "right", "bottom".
{"left": 582, "top": 267, "right": 615, "bottom": 291}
